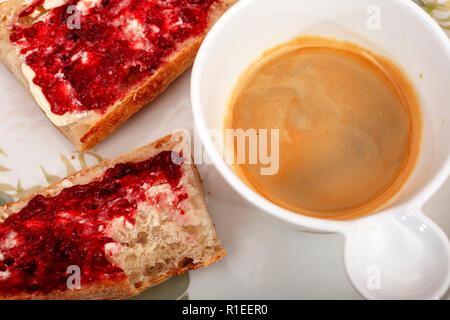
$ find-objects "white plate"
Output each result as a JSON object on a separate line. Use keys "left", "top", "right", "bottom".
{"left": 0, "top": 5, "right": 449, "bottom": 301}
{"left": 2, "top": 65, "right": 449, "bottom": 299}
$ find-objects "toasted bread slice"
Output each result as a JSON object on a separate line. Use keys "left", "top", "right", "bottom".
{"left": 0, "top": 0, "right": 237, "bottom": 151}
{"left": 0, "top": 130, "right": 225, "bottom": 300}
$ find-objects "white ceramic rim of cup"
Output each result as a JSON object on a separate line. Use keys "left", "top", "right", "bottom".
{"left": 191, "top": 0, "right": 450, "bottom": 234}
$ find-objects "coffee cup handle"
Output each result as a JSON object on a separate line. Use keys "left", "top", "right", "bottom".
{"left": 342, "top": 208, "right": 450, "bottom": 299}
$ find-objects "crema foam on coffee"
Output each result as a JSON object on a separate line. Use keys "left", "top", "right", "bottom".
{"left": 226, "top": 37, "right": 422, "bottom": 219}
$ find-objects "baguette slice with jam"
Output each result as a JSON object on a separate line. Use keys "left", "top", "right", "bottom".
{"left": 0, "top": 130, "right": 225, "bottom": 299}
{"left": 0, "top": 0, "right": 237, "bottom": 151}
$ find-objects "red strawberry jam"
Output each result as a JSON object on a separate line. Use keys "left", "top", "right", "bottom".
{"left": 0, "top": 151, "right": 187, "bottom": 296}
{"left": 18, "top": 0, "right": 44, "bottom": 18}
{"left": 10, "top": 0, "right": 218, "bottom": 115}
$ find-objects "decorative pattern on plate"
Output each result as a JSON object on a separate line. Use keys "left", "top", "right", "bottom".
{"left": 420, "top": 0, "right": 450, "bottom": 30}
{"left": 0, "top": 149, "right": 104, "bottom": 203}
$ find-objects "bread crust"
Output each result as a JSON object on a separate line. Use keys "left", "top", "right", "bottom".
{"left": 72, "top": 36, "right": 203, "bottom": 151}
{"left": 0, "top": 0, "right": 238, "bottom": 151}
{"left": 0, "top": 278, "right": 138, "bottom": 300}
{"left": 1, "top": 254, "right": 226, "bottom": 300}
{"left": 0, "top": 130, "right": 226, "bottom": 300}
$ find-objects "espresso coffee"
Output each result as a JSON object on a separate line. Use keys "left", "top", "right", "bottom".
{"left": 226, "top": 37, "right": 422, "bottom": 219}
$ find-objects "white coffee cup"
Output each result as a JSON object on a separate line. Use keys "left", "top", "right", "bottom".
{"left": 191, "top": 0, "right": 450, "bottom": 299}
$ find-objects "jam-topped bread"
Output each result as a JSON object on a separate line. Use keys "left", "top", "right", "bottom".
{"left": 0, "top": 0, "right": 237, "bottom": 151}
{"left": 0, "top": 131, "right": 225, "bottom": 299}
